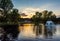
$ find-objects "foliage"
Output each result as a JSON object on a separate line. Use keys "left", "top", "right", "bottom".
{"left": 32, "top": 12, "right": 42, "bottom": 24}
{"left": 0, "top": 0, "right": 13, "bottom": 12}
{"left": 32, "top": 10, "right": 56, "bottom": 24}
{"left": 6, "top": 9, "right": 20, "bottom": 24}
{"left": 0, "top": 0, "right": 20, "bottom": 25}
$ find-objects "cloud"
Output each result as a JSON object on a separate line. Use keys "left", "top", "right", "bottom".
{"left": 20, "top": 8, "right": 40, "bottom": 14}
{"left": 53, "top": 10, "right": 60, "bottom": 16}
{"left": 19, "top": 7, "right": 41, "bottom": 18}
{"left": 19, "top": 4, "right": 53, "bottom": 14}
{"left": 39, "top": 4, "right": 53, "bottom": 10}
{"left": 19, "top": 4, "right": 60, "bottom": 18}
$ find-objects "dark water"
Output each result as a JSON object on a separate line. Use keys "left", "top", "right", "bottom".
{"left": 18, "top": 24, "right": 60, "bottom": 39}
{"left": 0, "top": 24, "right": 60, "bottom": 41}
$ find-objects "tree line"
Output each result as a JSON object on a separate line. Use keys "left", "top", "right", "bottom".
{"left": 32, "top": 10, "right": 56, "bottom": 24}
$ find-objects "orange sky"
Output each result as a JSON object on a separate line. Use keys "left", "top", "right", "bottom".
{"left": 20, "top": 7, "right": 60, "bottom": 18}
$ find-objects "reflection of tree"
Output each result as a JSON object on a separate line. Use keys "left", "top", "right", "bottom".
{"left": 33, "top": 24, "right": 43, "bottom": 36}
{"left": 32, "top": 10, "right": 56, "bottom": 36}
{"left": 0, "top": 28, "right": 6, "bottom": 41}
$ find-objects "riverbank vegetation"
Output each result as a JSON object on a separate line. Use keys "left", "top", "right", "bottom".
{"left": 0, "top": 0, "right": 20, "bottom": 39}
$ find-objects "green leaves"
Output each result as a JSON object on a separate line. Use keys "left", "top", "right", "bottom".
{"left": 0, "top": 0, "right": 20, "bottom": 25}
{"left": 0, "top": 0, "right": 13, "bottom": 11}
{"left": 32, "top": 10, "right": 56, "bottom": 24}
{"left": 32, "top": 12, "right": 42, "bottom": 24}
{"left": 6, "top": 9, "right": 20, "bottom": 24}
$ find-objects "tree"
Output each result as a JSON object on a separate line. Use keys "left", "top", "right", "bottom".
{"left": 36, "top": 12, "right": 42, "bottom": 18}
{"left": 0, "top": 0, "right": 14, "bottom": 23}
{"left": 43, "top": 10, "right": 48, "bottom": 20}
{"left": 32, "top": 12, "right": 42, "bottom": 24}
{"left": 47, "top": 11, "right": 53, "bottom": 19}
{"left": 51, "top": 14, "right": 56, "bottom": 19}
{"left": 0, "top": 9, "right": 4, "bottom": 22}
{"left": 0, "top": 0, "right": 13, "bottom": 12}
{"left": 42, "top": 10, "right": 55, "bottom": 21}
{"left": 6, "top": 9, "right": 20, "bottom": 24}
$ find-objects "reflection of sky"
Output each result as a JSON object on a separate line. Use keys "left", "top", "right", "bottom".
{"left": 18, "top": 24, "right": 36, "bottom": 38}
{"left": 12, "top": 0, "right": 60, "bottom": 18}
{"left": 56, "top": 25, "right": 60, "bottom": 35}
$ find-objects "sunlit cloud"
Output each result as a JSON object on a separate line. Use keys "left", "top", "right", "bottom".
{"left": 19, "top": 4, "right": 60, "bottom": 18}
{"left": 53, "top": 10, "right": 60, "bottom": 16}
{"left": 19, "top": 8, "right": 40, "bottom": 18}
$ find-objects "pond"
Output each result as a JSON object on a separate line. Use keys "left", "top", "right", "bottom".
{"left": 18, "top": 23, "right": 60, "bottom": 39}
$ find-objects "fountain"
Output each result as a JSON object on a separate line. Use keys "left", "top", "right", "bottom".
{"left": 45, "top": 20, "right": 56, "bottom": 38}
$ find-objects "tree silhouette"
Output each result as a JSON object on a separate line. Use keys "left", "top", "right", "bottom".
{"left": 0, "top": 0, "right": 13, "bottom": 12}
{"left": 6, "top": 9, "right": 20, "bottom": 24}
{"left": 32, "top": 11, "right": 42, "bottom": 24}
{"left": 0, "top": 0, "right": 14, "bottom": 23}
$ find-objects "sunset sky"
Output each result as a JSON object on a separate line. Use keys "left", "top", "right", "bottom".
{"left": 12, "top": 0, "right": 60, "bottom": 18}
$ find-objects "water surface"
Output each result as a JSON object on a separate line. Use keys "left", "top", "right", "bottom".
{"left": 18, "top": 23, "right": 60, "bottom": 39}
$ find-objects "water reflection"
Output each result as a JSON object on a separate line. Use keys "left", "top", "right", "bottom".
{"left": 33, "top": 24, "right": 45, "bottom": 38}
{"left": 55, "top": 25, "right": 60, "bottom": 36}
{"left": 18, "top": 23, "right": 45, "bottom": 39}
{"left": 0, "top": 23, "right": 60, "bottom": 40}
{"left": 18, "top": 24, "right": 36, "bottom": 39}
{"left": 0, "top": 28, "right": 5, "bottom": 40}
{"left": 18, "top": 23, "right": 59, "bottom": 39}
